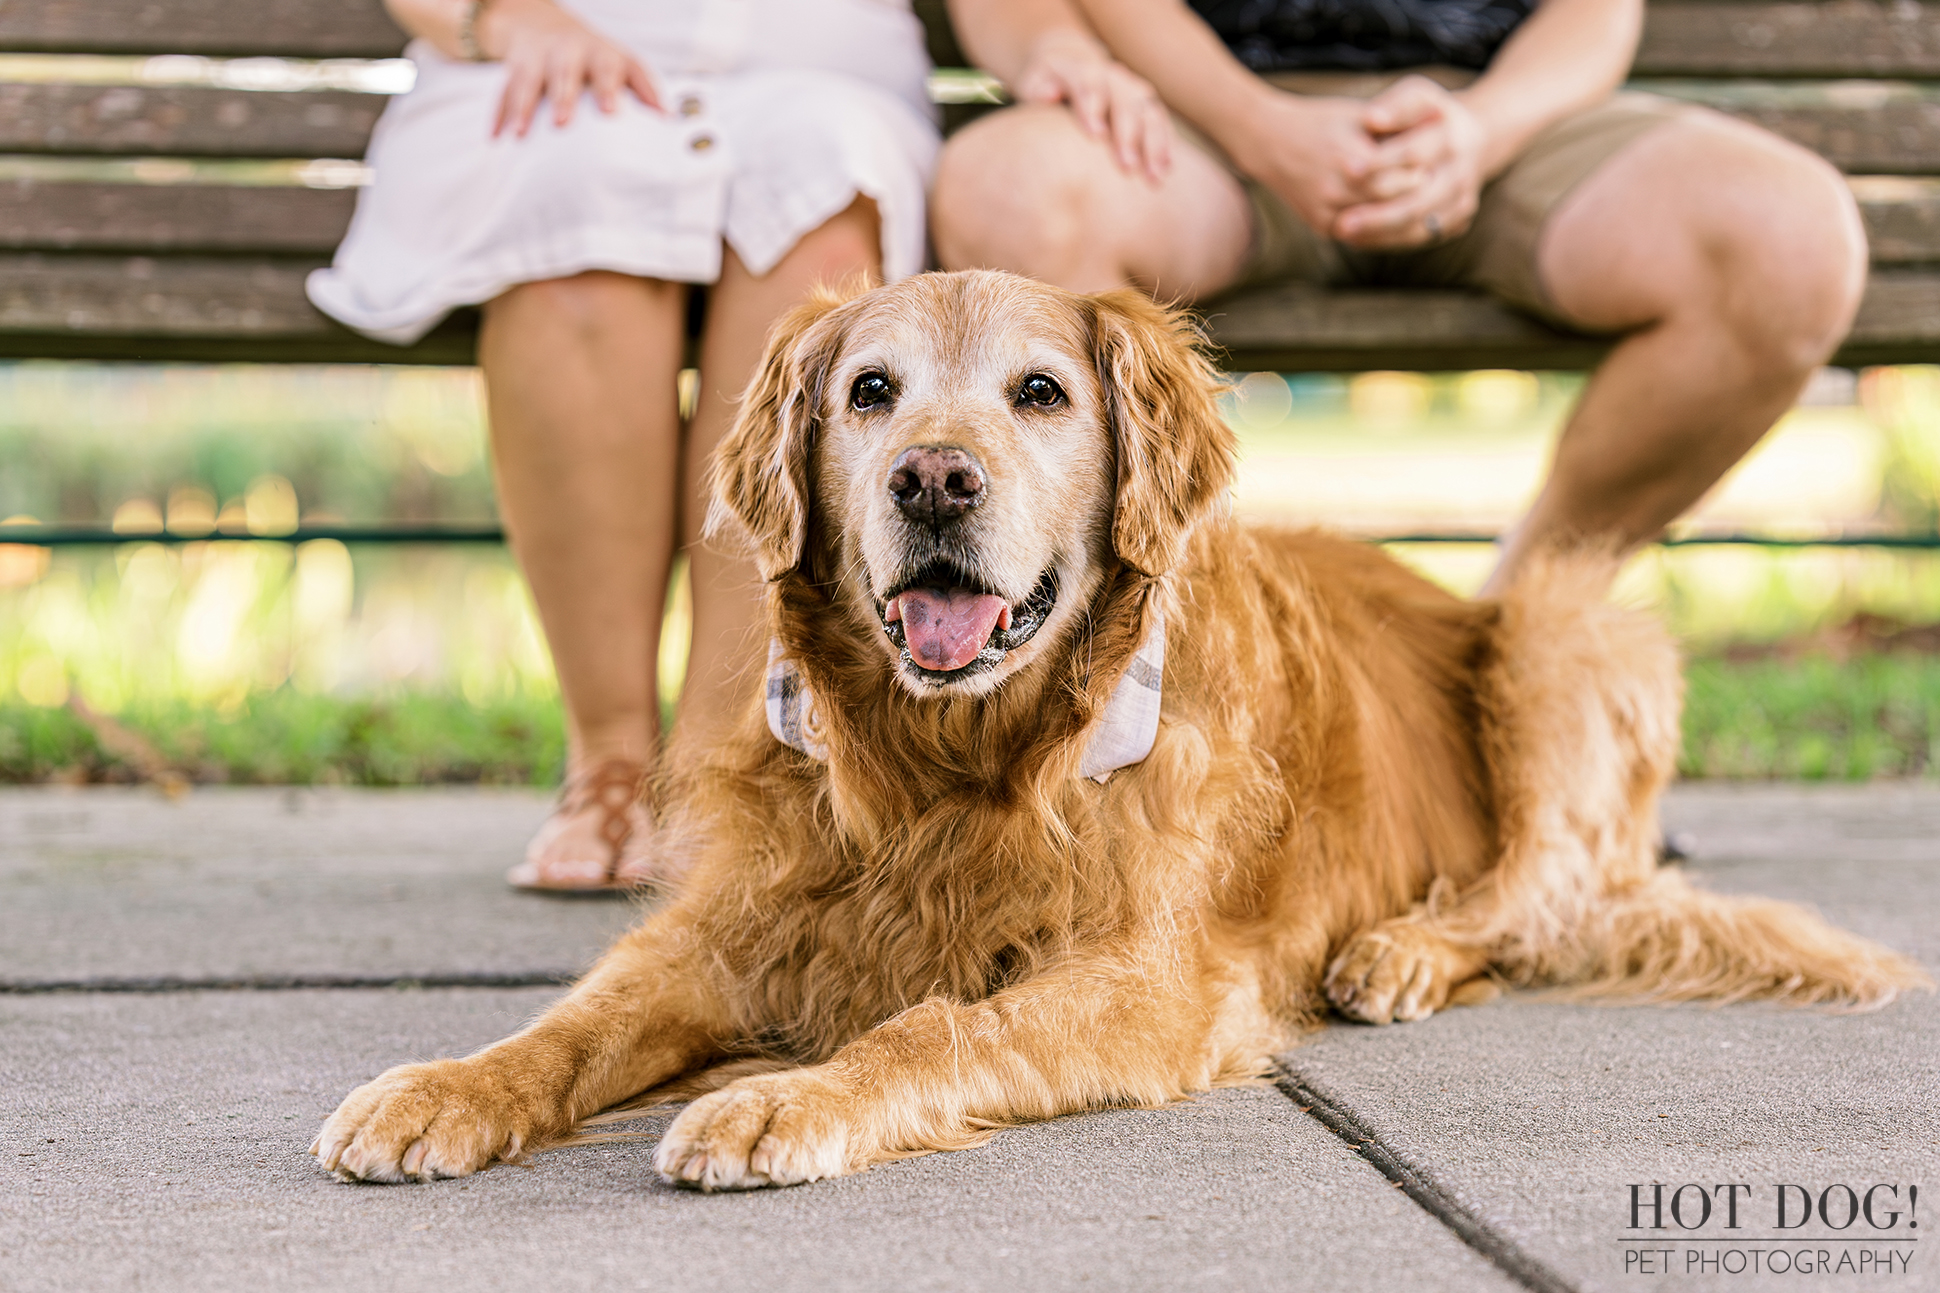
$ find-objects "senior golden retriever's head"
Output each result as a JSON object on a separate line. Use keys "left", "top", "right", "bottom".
{"left": 709, "top": 270, "right": 1234, "bottom": 698}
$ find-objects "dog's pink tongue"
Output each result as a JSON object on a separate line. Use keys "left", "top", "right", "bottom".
{"left": 896, "top": 587, "right": 1008, "bottom": 671}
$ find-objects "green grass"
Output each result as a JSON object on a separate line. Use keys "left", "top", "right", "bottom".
{"left": 1680, "top": 653, "right": 1940, "bottom": 780}
{"left": 6, "top": 654, "right": 1940, "bottom": 786}
{"left": 0, "top": 690, "right": 565, "bottom": 787}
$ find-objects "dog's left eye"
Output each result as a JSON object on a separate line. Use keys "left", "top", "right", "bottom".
{"left": 851, "top": 372, "right": 894, "bottom": 410}
{"left": 1017, "top": 374, "right": 1065, "bottom": 408}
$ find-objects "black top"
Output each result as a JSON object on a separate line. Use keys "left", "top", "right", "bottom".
{"left": 1188, "top": 0, "right": 1538, "bottom": 72}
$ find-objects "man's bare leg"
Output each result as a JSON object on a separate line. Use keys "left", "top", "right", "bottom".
{"left": 1483, "top": 112, "right": 1866, "bottom": 594}
{"left": 932, "top": 103, "right": 1253, "bottom": 299}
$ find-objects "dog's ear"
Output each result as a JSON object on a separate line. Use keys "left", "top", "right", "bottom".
{"left": 706, "top": 284, "right": 859, "bottom": 580}
{"left": 1087, "top": 289, "right": 1237, "bottom": 577}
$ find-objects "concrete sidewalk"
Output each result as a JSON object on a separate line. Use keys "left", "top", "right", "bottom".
{"left": 1, "top": 785, "right": 1934, "bottom": 1292}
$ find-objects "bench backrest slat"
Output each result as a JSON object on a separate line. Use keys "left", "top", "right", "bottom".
{"left": 0, "top": 0, "right": 408, "bottom": 58}
{"left": 3, "top": 0, "right": 1939, "bottom": 370}
{"left": 0, "top": 85, "right": 384, "bottom": 158}
{"left": 0, "top": 181, "right": 357, "bottom": 253}
{"left": 8, "top": 2, "right": 1940, "bottom": 77}
{"left": 3, "top": 81, "right": 1929, "bottom": 174}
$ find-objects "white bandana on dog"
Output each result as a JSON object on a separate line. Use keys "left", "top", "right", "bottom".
{"left": 765, "top": 611, "right": 1166, "bottom": 783}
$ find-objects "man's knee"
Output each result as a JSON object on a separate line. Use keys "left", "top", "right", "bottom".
{"left": 1685, "top": 129, "right": 1867, "bottom": 374}
{"left": 931, "top": 104, "right": 1121, "bottom": 277}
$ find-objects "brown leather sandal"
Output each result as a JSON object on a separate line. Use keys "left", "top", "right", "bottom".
{"left": 506, "top": 758, "right": 652, "bottom": 894}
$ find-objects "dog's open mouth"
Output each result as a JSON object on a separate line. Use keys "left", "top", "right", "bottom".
{"left": 878, "top": 562, "right": 1058, "bottom": 684}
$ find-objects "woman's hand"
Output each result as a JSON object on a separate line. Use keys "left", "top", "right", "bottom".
{"left": 1011, "top": 28, "right": 1173, "bottom": 184}
{"left": 1332, "top": 76, "right": 1487, "bottom": 249}
{"left": 471, "top": 0, "right": 660, "bottom": 138}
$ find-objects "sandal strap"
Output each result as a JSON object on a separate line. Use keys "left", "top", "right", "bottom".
{"left": 561, "top": 758, "right": 648, "bottom": 878}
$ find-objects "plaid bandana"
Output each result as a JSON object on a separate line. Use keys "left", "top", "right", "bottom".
{"left": 765, "top": 611, "right": 1167, "bottom": 784}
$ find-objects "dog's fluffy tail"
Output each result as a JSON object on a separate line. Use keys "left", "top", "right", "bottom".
{"left": 1561, "top": 868, "right": 1932, "bottom": 1011}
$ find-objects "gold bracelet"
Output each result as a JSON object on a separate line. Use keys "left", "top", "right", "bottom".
{"left": 456, "top": 0, "right": 489, "bottom": 61}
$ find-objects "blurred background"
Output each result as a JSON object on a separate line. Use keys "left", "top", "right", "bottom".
{"left": 9, "top": 358, "right": 1940, "bottom": 785}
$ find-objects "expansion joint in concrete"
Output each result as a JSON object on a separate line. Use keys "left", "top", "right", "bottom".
{"left": 1275, "top": 1064, "right": 1578, "bottom": 1293}
{"left": 0, "top": 970, "right": 576, "bottom": 995}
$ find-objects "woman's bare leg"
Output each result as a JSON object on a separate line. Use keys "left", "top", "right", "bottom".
{"left": 670, "top": 196, "right": 885, "bottom": 751}
{"left": 479, "top": 271, "right": 687, "bottom": 887}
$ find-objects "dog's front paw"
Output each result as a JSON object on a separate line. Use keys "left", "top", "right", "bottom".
{"left": 653, "top": 1068, "right": 858, "bottom": 1190}
{"left": 312, "top": 1058, "right": 546, "bottom": 1184}
{"left": 1325, "top": 924, "right": 1489, "bottom": 1024}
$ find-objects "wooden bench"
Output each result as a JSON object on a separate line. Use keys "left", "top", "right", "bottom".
{"left": 3, "top": 0, "right": 1940, "bottom": 373}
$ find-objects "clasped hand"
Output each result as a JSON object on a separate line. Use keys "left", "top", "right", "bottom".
{"left": 1238, "top": 75, "right": 1487, "bottom": 250}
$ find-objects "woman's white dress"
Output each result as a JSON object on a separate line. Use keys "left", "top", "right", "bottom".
{"left": 308, "top": 0, "right": 939, "bottom": 344}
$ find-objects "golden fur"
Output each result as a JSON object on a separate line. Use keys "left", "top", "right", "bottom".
{"left": 313, "top": 271, "right": 1930, "bottom": 1190}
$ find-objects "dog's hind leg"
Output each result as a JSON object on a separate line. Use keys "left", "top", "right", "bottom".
{"left": 1327, "top": 553, "right": 1674, "bottom": 1021}
{"left": 1328, "top": 553, "right": 1928, "bottom": 1021}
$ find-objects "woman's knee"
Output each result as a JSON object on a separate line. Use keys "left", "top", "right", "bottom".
{"left": 786, "top": 195, "right": 881, "bottom": 279}
{"left": 490, "top": 271, "right": 682, "bottom": 336}
{"left": 931, "top": 104, "right": 1124, "bottom": 277}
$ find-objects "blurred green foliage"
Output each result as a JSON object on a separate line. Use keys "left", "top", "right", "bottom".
{"left": 1681, "top": 654, "right": 1940, "bottom": 780}
{"left": 11, "top": 360, "right": 1940, "bottom": 785}
{"left": 4, "top": 655, "right": 1934, "bottom": 784}
{"left": 0, "top": 690, "right": 565, "bottom": 786}
{"left": 0, "top": 361, "right": 495, "bottom": 526}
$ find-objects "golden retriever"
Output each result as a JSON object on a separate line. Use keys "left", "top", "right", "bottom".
{"left": 313, "top": 269, "right": 1929, "bottom": 1190}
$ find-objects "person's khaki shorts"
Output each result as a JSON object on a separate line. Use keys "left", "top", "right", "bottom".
{"left": 1187, "top": 70, "right": 1697, "bottom": 325}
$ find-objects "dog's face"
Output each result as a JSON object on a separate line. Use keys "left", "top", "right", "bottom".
{"left": 711, "top": 270, "right": 1234, "bottom": 698}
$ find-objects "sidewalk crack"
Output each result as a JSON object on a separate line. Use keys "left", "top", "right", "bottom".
{"left": 1275, "top": 1063, "right": 1578, "bottom": 1293}
{"left": 0, "top": 971, "right": 575, "bottom": 994}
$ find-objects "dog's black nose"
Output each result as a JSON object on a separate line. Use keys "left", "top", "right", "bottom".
{"left": 887, "top": 446, "right": 986, "bottom": 526}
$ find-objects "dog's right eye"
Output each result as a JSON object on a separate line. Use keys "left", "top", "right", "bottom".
{"left": 851, "top": 372, "right": 893, "bottom": 411}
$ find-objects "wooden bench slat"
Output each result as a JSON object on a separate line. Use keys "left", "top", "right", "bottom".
{"left": 1853, "top": 178, "right": 1940, "bottom": 262}
{"left": 8, "top": 176, "right": 1939, "bottom": 264}
{"left": 1208, "top": 271, "right": 1940, "bottom": 370}
{"left": 0, "top": 83, "right": 383, "bottom": 158}
{"left": 1640, "top": 78, "right": 1940, "bottom": 173}
{"left": 0, "top": 180, "right": 357, "bottom": 252}
{"left": 2, "top": 77, "right": 1934, "bottom": 174}
{"left": 0, "top": 0, "right": 409, "bottom": 59}
{"left": 0, "top": 252, "right": 471, "bottom": 362}
{"left": 7, "top": 0, "right": 1940, "bottom": 79}
{"left": 1636, "top": 2, "right": 1940, "bottom": 77}
{"left": 1, "top": 252, "right": 1932, "bottom": 370}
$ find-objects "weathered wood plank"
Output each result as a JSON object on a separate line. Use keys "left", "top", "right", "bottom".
{"left": 8, "top": 174, "right": 1937, "bottom": 263}
{"left": 6, "top": 0, "right": 1940, "bottom": 80}
{"left": 0, "top": 252, "right": 335, "bottom": 335}
{"left": 1206, "top": 270, "right": 1940, "bottom": 370}
{"left": 1637, "top": 2, "right": 1940, "bottom": 77}
{"left": 0, "top": 180, "right": 356, "bottom": 252}
{"left": 1853, "top": 177, "right": 1940, "bottom": 262}
{"left": 0, "top": 83, "right": 384, "bottom": 158}
{"left": 2, "top": 253, "right": 1932, "bottom": 370}
{"left": 0, "top": 0, "right": 409, "bottom": 58}
{"left": 2, "top": 77, "right": 1935, "bottom": 174}
{"left": 1634, "top": 78, "right": 1940, "bottom": 173}
{"left": 0, "top": 253, "right": 472, "bottom": 362}
{"left": 1205, "top": 285, "right": 1606, "bottom": 371}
